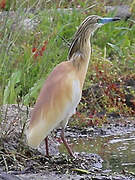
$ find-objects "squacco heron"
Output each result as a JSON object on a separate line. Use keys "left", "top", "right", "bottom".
{"left": 27, "top": 15, "right": 120, "bottom": 157}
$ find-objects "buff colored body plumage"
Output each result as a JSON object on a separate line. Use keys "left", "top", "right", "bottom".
{"left": 27, "top": 52, "right": 90, "bottom": 148}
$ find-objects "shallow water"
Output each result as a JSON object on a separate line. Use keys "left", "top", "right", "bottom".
{"left": 59, "top": 131, "right": 135, "bottom": 173}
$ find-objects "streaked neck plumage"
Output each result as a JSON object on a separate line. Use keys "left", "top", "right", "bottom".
{"left": 68, "top": 20, "right": 93, "bottom": 88}
{"left": 68, "top": 15, "right": 101, "bottom": 62}
{"left": 68, "top": 27, "right": 91, "bottom": 61}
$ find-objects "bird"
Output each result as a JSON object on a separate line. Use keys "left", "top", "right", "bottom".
{"left": 26, "top": 15, "right": 120, "bottom": 157}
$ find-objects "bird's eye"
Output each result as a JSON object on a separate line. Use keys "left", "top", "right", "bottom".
{"left": 97, "top": 19, "right": 101, "bottom": 24}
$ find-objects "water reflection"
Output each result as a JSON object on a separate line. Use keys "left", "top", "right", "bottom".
{"left": 59, "top": 131, "right": 135, "bottom": 172}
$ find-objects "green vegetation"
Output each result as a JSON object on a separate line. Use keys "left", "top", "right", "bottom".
{"left": 0, "top": 0, "right": 135, "bottom": 122}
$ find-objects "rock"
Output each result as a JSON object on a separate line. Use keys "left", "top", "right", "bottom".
{"left": 105, "top": 5, "right": 131, "bottom": 19}
{"left": 0, "top": 10, "right": 39, "bottom": 32}
{"left": 0, "top": 172, "right": 21, "bottom": 180}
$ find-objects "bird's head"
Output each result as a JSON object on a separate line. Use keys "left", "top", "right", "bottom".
{"left": 68, "top": 15, "right": 120, "bottom": 60}
{"left": 80, "top": 15, "right": 120, "bottom": 34}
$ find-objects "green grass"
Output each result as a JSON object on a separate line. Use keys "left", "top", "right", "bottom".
{"left": 0, "top": 0, "right": 135, "bottom": 117}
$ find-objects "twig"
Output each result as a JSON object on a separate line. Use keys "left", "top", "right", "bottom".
{"left": 12, "top": 152, "right": 28, "bottom": 159}
{"left": 82, "top": 4, "right": 97, "bottom": 12}
{"left": 20, "top": 106, "right": 29, "bottom": 139}
{"left": 2, "top": 154, "right": 8, "bottom": 172}
{"left": 58, "top": 35, "right": 71, "bottom": 47}
{"left": 20, "top": 120, "right": 27, "bottom": 139}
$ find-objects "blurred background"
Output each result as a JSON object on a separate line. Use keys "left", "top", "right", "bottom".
{"left": 0, "top": 0, "right": 135, "bottom": 118}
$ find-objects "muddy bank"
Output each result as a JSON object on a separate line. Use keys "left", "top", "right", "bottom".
{"left": 16, "top": 172, "right": 135, "bottom": 180}
{"left": 0, "top": 172, "right": 134, "bottom": 180}
{"left": 0, "top": 105, "right": 135, "bottom": 179}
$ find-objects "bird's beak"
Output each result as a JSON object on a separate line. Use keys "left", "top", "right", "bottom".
{"left": 98, "top": 17, "right": 121, "bottom": 24}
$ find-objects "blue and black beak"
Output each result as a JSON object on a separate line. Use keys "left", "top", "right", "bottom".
{"left": 98, "top": 17, "right": 121, "bottom": 24}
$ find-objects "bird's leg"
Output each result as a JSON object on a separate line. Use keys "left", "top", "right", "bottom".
{"left": 45, "top": 136, "right": 49, "bottom": 157}
{"left": 60, "top": 128, "right": 74, "bottom": 157}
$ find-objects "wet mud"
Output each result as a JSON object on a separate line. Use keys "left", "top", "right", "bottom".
{"left": 0, "top": 105, "right": 135, "bottom": 180}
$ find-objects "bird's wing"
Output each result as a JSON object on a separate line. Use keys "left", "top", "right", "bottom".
{"left": 26, "top": 61, "right": 81, "bottom": 148}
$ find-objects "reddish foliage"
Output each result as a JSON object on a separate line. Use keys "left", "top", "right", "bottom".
{"left": 89, "top": 110, "right": 96, "bottom": 118}
{"left": 0, "top": 0, "right": 6, "bottom": 9}
{"left": 41, "top": 45, "right": 46, "bottom": 52}
{"left": 34, "top": 52, "right": 39, "bottom": 59}
{"left": 89, "top": 114, "right": 94, "bottom": 118}
{"left": 76, "top": 111, "right": 81, "bottom": 117}
{"left": 32, "top": 40, "right": 48, "bottom": 59}
{"left": 39, "top": 50, "right": 43, "bottom": 56}
{"left": 32, "top": 47, "right": 37, "bottom": 53}
{"left": 87, "top": 119, "right": 94, "bottom": 126}
{"left": 44, "top": 40, "right": 48, "bottom": 45}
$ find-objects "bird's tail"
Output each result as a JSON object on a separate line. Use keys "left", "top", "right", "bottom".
{"left": 26, "top": 118, "right": 48, "bottom": 148}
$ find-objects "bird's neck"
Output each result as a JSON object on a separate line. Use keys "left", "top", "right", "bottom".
{"left": 68, "top": 31, "right": 91, "bottom": 61}
{"left": 79, "top": 33, "right": 91, "bottom": 61}
{"left": 69, "top": 32, "right": 92, "bottom": 88}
